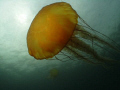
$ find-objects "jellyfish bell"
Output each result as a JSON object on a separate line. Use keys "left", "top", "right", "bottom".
{"left": 27, "top": 2, "right": 119, "bottom": 64}
{"left": 27, "top": 2, "right": 78, "bottom": 59}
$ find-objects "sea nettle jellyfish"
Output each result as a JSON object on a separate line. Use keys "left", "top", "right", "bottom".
{"left": 27, "top": 2, "right": 119, "bottom": 64}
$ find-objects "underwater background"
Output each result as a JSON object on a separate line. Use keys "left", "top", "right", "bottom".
{"left": 0, "top": 0, "right": 120, "bottom": 90}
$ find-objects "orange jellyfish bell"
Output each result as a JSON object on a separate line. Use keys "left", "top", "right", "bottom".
{"left": 27, "top": 2, "right": 78, "bottom": 59}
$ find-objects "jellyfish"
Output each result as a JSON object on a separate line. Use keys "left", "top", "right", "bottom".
{"left": 27, "top": 2, "right": 119, "bottom": 64}
{"left": 48, "top": 68, "right": 59, "bottom": 79}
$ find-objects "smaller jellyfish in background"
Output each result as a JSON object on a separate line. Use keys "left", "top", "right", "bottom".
{"left": 48, "top": 68, "right": 59, "bottom": 79}
{"left": 27, "top": 2, "right": 120, "bottom": 65}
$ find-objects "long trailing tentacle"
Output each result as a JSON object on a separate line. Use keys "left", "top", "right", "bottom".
{"left": 67, "top": 37, "right": 117, "bottom": 64}
{"left": 78, "top": 15, "right": 118, "bottom": 44}
{"left": 74, "top": 24, "right": 120, "bottom": 54}
{"left": 78, "top": 15, "right": 120, "bottom": 48}
{"left": 64, "top": 46, "right": 101, "bottom": 64}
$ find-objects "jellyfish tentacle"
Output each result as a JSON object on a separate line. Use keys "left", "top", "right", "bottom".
{"left": 78, "top": 16, "right": 120, "bottom": 52}
{"left": 55, "top": 56, "right": 64, "bottom": 62}
{"left": 78, "top": 15, "right": 112, "bottom": 37}
{"left": 75, "top": 25, "right": 120, "bottom": 53}
{"left": 54, "top": 55, "right": 69, "bottom": 62}
{"left": 60, "top": 51, "right": 75, "bottom": 61}
{"left": 93, "top": 42, "right": 115, "bottom": 56}
{"left": 68, "top": 37, "right": 116, "bottom": 64}
{"left": 65, "top": 46, "right": 101, "bottom": 64}
{"left": 48, "top": 51, "right": 74, "bottom": 61}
